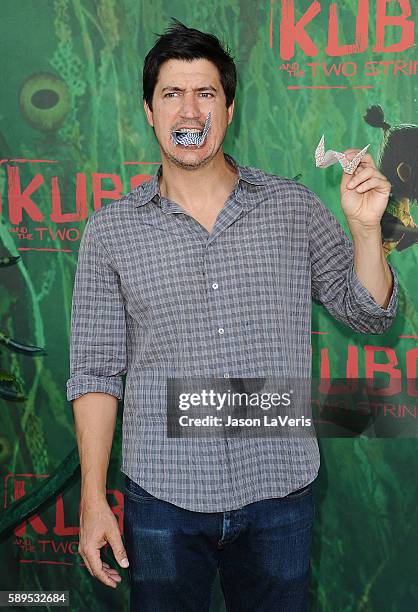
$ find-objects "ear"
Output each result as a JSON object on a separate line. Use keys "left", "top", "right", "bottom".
{"left": 396, "top": 161, "right": 412, "bottom": 183}
{"left": 143, "top": 100, "right": 154, "bottom": 127}
{"left": 227, "top": 99, "right": 235, "bottom": 126}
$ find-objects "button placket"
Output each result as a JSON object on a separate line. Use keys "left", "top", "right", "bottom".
{"left": 204, "top": 243, "right": 231, "bottom": 380}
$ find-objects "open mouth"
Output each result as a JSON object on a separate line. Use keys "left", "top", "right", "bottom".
{"left": 171, "top": 111, "right": 212, "bottom": 148}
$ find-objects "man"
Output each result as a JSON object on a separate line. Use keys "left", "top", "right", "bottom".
{"left": 66, "top": 19, "right": 398, "bottom": 612}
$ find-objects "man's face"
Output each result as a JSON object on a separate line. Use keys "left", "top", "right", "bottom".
{"left": 144, "top": 58, "right": 234, "bottom": 170}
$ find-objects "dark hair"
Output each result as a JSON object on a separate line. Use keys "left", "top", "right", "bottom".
{"left": 143, "top": 18, "right": 237, "bottom": 111}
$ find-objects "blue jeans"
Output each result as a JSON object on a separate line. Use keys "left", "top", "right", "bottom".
{"left": 123, "top": 475, "right": 315, "bottom": 612}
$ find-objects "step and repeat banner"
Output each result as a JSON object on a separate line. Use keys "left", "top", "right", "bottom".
{"left": 1, "top": 1, "right": 417, "bottom": 610}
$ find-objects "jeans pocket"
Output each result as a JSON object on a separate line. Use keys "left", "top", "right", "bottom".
{"left": 284, "top": 482, "right": 312, "bottom": 500}
{"left": 124, "top": 476, "right": 158, "bottom": 502}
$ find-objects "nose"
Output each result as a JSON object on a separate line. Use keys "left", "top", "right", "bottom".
{"left": 179, "top": 92, "right": 202, "bottom": 122}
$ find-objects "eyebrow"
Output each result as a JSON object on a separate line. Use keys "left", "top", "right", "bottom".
{"left": 161, "top": 85, "right": 217, "bottom": 94}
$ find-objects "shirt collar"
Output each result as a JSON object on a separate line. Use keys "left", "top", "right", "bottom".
{"left": 132, "top": 153, "right": 266, "bottom": 210}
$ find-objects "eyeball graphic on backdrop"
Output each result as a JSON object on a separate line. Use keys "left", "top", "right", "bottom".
{"left": 171, "top": 111, "right": 212, "bottom": 148}
{"left": 19, "top": 73, "right": 71, "bottom": 132}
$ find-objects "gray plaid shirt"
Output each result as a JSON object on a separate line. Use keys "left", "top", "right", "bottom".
{"left": 66, "top": 153, "right": 398, "bottom": 512}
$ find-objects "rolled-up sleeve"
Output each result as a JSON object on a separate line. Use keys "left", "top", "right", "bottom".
{"left": 308, "top": 191, "right": 398, "bottom": 334}
{"left": 66, "top": 214, "right": 127, "bottom": 401}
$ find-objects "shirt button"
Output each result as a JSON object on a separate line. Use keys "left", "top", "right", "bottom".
{"left": 218, "top": 328, "right": 224, "bottom": 334}
{"left": 224, "top": 372, "right": 230, "bottom": 378}
{"left": 212, "top": 283, "right": 218, "bottom": 289}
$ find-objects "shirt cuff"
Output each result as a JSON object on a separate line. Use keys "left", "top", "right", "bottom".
{"left": 347, "top": 260, "right": 398, "bottom": 318}
{"left": 66, "top": 374, "right": 124, "bottom": 402}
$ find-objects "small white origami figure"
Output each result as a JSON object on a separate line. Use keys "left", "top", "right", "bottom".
{"left": 171, "top": 111, "right": 212, "bottom": 147}
{"left": 315, "top": 134, "right": 370, "bottom": 175}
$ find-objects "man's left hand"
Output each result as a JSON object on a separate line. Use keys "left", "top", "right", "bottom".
{"left": 340, "top": 149, "right": 392, "bottom": 232}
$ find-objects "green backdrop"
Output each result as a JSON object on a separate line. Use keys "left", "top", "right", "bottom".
{"left": 0, "top": 1, "right": 417, "bottom": 610}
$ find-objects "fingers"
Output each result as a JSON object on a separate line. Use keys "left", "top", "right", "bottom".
{"left": 78, "top": 538, "right": 94, "bottom": 576}
{"left": 80, "top": 551, "right": 122, "bottom": 586}
{"left": 81, "top": 555, "right": 94, "bottom": 577}
{"left": 347, "top": 167, "right": 386, "bottom": 188}
{"left": 106, "top": 524, "right": 130, "bottom": 569}
{"left": 78, "top": 502, "right": 127, "bottom": 589}
{"left": 84, "top": 546, "right": 120, "bottom": 588}
{"left": 102, "top": 561, "right": 122, "bottom": 583}
{"left": 345, "top": 166, "right": 390, "bottom": 193}
{"left": 349, "top": 176, "right": 391, "bottom": 194}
